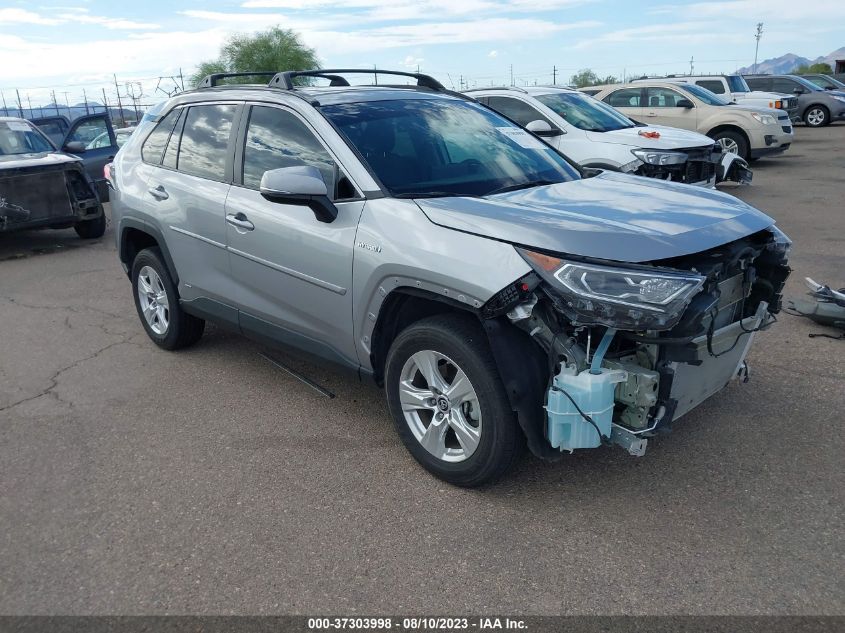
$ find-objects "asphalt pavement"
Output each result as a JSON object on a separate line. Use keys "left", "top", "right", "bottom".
{"left": 1, "top": 125, "right": 843, "bottom": 615}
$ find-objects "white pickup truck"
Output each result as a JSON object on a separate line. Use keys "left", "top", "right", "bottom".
{"left": 637, "top": 75, "right": 800, "bottom": 121}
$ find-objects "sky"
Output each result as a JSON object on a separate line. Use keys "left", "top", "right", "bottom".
{"left": 1, "top": 0, "right": 843, "bottom": 107}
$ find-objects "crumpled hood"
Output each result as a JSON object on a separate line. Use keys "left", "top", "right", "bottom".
{"left": 0, "top": 151, "right": 80, "bottom": 169}
{"left": 585, "top": 124, "right": 713, "bottom": 149}
{"left": 416, "top": 171, "right": 775, "bottom": 263}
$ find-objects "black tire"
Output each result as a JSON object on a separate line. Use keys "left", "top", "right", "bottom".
{"left": 803, "top": 105, "right": 829, "bottom": 127}
{"left": 709, "top": 129, "right": 750, "bottom": 161}
{"left": 131, "top": 247, "right": 205, "bottom": 350}
{"left": 74, "top": 210, "right": 106, "bottom": 239}
{"left": 384, "top": 314, "right": 522, "bottom": 487}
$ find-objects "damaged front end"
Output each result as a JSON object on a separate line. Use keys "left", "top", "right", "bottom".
{"left": 482, "top": 227, "right": 790, "bottom": 459}
{"left": 627, "top": 145, "right": 752, "bottom": 186}
{"left": 0, "top": 160, "right": 102, "bottom": 233}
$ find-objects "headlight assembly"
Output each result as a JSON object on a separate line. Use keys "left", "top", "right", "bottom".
{"left": 518, "top": 248, "right": 705, "bottom": 330}
{"left": 751, "top": 112, "right": 776, "bottom": 125}
{"left": 630, "top": 148, "right": 687, "bottom": 166}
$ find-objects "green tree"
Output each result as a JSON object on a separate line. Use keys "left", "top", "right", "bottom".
{"left": 569, "top": 68, "right": 618, "bottom": 88}
{"left": 793, "top": 62, "right": 833, "bottom": 75}
{"left": 190, "top": 27, "right": 320, "bottom": 88}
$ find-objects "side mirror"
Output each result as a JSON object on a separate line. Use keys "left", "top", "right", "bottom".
{"left": 676, "top": 99, "right": 694, "bottom": 109}
{"left": 525, "top": 119, "right": 563, "bottom": 137}
{"left": 259, "top": 165, "right": 338, "bottom": 223}
{"left": 63, "top": 141, "right": 86, "bottom": 153}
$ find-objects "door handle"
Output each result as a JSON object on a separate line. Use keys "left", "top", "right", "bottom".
{"left": 148, "top": 185, "right": 169, "bottom": 200}
{"left": 226, "top": 212, "right": 255, "bottom": 231}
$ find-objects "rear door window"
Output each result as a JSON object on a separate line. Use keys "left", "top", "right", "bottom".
{"left": 177, "top": 104, "right": 236, "bottom": 181}
{"left": 646, "top": 87, "right": 685, "bottom": 107}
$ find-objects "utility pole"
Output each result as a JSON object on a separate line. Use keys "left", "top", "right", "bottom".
{"left": 509, "top": 64, "right": 513, "bottom": 86}
{"left": 552, "top": 65, "right": 557, "bottom": 85}
{"left": 753, "top": 22, "right": 764, "bottom": 73}
{"left": 178, "top": 68, "right": 185, "bottom": 92}
{"left": 690, "top": 56, "right": 694, "bottom": 75}
{"left": 51, "top": 91, "right": 59, "bottom": 115}
{"left": 1, "top": 91, "right": 7, "bottom": 117}
{"left": 26, "top": 94, "right": 33, "bottom": 117}
{"left": 102, "top": 88, "right": 110, "bottom": 116}
{"left": 114, "top": 75, "right": 126, "bottom": 126}
{"left": 15, "top": 89, "right": 24, "bottom": 117}
{"left": 82, "top": 88, "right": 89, "bottom": 114}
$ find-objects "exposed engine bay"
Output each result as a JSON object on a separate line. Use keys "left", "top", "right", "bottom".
{"left": 482, "top": 226, "right": 791, "bottom": 459}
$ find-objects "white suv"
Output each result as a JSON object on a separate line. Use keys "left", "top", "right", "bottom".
{"left": 645, "top": 75, "right": 799, "bottom": 121}
{"left": 467, "top": 86, "right": 750, "bottom": 186}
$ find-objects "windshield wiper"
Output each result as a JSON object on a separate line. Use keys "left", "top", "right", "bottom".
{"left": 393, "top": 191, "right": 478, "bottom": 199}
{"left": 486, "top": 179, "right": 559, "bottom": 196}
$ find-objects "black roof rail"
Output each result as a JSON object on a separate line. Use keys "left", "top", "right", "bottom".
{"left": 268, "top": 69, "right": 446, "bottom": 91}
{"left": 198, "top": 71, "right": 278, "bottom": 88}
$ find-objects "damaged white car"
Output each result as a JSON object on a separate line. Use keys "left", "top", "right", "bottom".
{"left": 467, "top": 86, "right": 751, "bottom": 186}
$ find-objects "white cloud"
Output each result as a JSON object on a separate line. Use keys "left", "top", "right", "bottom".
{"left": 488, "top": 50, "right": 498, "bottom": 58}
{"left": 399, "top": 54, "right": 424, "bottom": 69}
{"left": 0, "top": 8, "right": 60, "bottom": 25}
{"left": 0, "top": 7, "right": 157, "bottom": 30}
{"left": 55, "top": 14, "right": 159, "bottom": 30}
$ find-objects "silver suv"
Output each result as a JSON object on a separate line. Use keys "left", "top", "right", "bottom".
{"left": 110, "top": 69, "right": 791, "bottom": 486}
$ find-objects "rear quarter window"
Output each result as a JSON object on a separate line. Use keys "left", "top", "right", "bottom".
{"left": 141, "top": 109, "right": 181, "bottom": 165}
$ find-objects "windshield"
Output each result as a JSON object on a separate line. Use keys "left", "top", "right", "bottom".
{"left": 727, "top": 75, "right": 750, "bottom": 92}
{"left": 807, "top": 75, "right": 845, "bottom": 90}
{"left": 791, "top": 75, "right": 822, "bottom": 92}
{"left": 322, "top": 97, "right": 578, "bottom": 197}
{"left": 677, "top": 83, "right": 731, "bottom": 105}
{"left": 0, "top": 120, "right": 54, "bottom": 155}
{"left": 535, "top": 92, "right": 635, "bottom": 132}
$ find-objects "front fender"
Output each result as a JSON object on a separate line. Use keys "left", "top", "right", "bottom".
{"left": 352, "top": 198, "right": 531, "bottom": 370}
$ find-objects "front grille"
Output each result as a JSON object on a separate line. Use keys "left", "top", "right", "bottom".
{"left": 684, "top": 160, "right": 715, "bottom": 184}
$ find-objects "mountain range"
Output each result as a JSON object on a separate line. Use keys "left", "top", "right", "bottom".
{"left": 737, "top": 47, "right": 845, "bottom": 74}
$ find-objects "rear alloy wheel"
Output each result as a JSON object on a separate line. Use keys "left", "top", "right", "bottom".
{"left": 804, "top": 106, "right": 829, "bottom": 127}
{"left": 131, "top": 247, "right": 205, "bottom": 350}
{"left": 385, "top": 314, "right": 522, "bottom": 486}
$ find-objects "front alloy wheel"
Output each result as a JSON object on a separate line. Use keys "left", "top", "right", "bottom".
{"left": 804, "top": 106, "right": 828, "bottom": 127}
{"left": 385, "top": 314, "right": 522, "bottom": 487}
{"left": 399, "top": 350, "right": 482, "bottom": 462}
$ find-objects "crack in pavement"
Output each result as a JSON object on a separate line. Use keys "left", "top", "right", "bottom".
{"left": 0, "top": 337, "right": 138, "bottom": 413}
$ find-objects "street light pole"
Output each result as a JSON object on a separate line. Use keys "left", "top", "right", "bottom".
{"left": 753, "top": 23, "right": 764, "bottom": 73}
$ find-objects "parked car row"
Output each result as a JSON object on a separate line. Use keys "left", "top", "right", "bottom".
{"left": 105, "top": 69, "right": 791, "bottom": 486}
{"left": 467, "top": 85, "right": 751, "bottom": 185}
